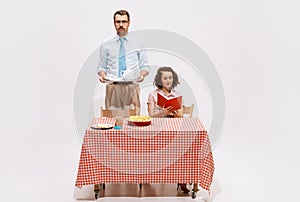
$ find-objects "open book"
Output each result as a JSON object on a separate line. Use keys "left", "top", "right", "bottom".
{"left": 157, "top": 92, "right": 182, "bottom": 110}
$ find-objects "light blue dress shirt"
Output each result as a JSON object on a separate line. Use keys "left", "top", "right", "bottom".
{"left": 97, "top": 34, "right": 150, "bottom": 80}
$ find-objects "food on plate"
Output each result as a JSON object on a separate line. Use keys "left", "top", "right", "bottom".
{"left": 128, "top": 116, "right": 152, "bottom": 126}
{"left": 128, "top": 116, "right": 151, "bottom": 122}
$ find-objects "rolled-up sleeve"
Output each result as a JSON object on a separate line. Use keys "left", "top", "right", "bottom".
{"left": 147, "top": 90, "right": 157, "bottom": 105}
{"left": 139, "top": 50, "right": 150, "bottom": 72}
{"left": 138, "top": 43, "right": 150, "bottom": 72}
{"left": 97, "top": 44, "right": 107, "bottom": 73}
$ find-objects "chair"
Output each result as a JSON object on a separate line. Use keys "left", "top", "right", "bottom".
{"left": 100, "top": 107, "right": 136, "bottom": 118}
{"left": 182, "top": 104, "right": 194, "bottom": 117}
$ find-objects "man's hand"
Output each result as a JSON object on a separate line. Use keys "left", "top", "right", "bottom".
{"left": 136, "top": 74, "right": 145, "bottom": 82}
{"left": 136, "top": 70, "right": 148, "bottom": 82}
{"left": 98, "top": 71, "right": 106, "bottom": 83}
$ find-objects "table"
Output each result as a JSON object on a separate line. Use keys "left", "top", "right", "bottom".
{"left": 75, "top": 117, "right": 214, "bottom": 199}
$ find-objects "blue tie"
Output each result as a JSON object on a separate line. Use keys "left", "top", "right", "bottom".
{"left": 119, "top": 38, "right": 126, "bottom": 77}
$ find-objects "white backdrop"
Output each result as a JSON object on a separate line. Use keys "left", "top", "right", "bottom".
{"left": 1, "top": 0, "right": 300, "bottom": 202}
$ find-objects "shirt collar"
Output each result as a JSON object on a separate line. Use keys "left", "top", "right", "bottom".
{"left": 114, "top": 33, "right": 130, "bottom": 42}
{"left": 157, "top": 88, "right": 176, "bottom": 97}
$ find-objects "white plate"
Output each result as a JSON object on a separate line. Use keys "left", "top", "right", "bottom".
{"left": 91, "top": 124, "right": 114, "bottom": 130}
{"left": 104, "top": 78, "right": 137, "bottom": 83}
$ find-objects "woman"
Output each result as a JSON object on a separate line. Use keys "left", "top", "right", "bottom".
{"left": 147, "top": 66, "right": 190, "bottom": 193}
{"left": 147, "top": 66, "right": 183, "bottom": 118}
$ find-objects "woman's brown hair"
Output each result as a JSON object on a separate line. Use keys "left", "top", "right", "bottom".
{"left": 153, "top": 66, "right": 180, "bottom": 89}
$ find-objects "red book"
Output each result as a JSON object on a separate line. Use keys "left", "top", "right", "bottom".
{"left": 157, "top": 92, "right": 182, "bottom": 110}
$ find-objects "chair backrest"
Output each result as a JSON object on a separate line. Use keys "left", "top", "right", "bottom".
{"left": 182, "top": 104, "right": 194, "bottom": 118}
{"left": 100, "top": 107, "right": 137, "bottom": 118}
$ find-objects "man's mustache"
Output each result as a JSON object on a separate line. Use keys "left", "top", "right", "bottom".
{"left": 118, "top": 27, "right": 125, "bottom": 30}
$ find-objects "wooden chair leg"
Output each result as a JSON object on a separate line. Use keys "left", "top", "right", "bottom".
{"left": 94, "top": 184, "right": 100, "bottom": 199}
{"left": 192, "top": 183, "right": 199, "bottom": 199}
{"left": 193, "top": 183, "right": 198, "bottom": 192}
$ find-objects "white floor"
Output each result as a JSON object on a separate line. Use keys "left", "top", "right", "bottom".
{"left": 1, "top": 116, "right": 298, "bottom": 202}
{"left": 73, "top": 182, "right": 220, "bottom": 201}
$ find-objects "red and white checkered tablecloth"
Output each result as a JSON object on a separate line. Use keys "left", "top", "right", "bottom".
{"left": 75, "top": 117, "right": 214, "bottom": 191}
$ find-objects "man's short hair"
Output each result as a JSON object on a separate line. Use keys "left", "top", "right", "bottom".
{"left": 113, "top": 10, "right": 130, "bottom": 21}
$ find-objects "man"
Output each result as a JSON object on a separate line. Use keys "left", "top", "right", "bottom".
{"left": 97, "top": 10, "right": 149, "bottom": 114}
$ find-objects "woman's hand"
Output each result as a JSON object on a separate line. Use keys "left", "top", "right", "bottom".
{"left": 162, "top": 106, "right": 174, "bottom": 116}
{"left": 148, "top": 103, "right": 182, "bottom": 118}
{"left": 163, "top": 107, "right": 183, "bottom": 118}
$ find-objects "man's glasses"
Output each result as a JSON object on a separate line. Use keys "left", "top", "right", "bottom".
{"left": 114, "top": 20, "right": 129, "bottom": 24}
